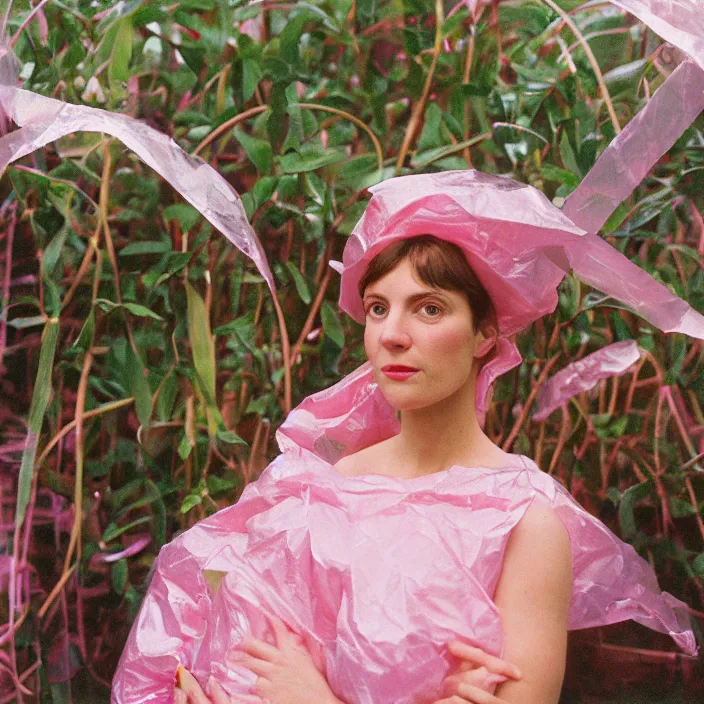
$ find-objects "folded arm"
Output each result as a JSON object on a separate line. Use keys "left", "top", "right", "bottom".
{"left": 492, "top": 500, "right": 573, "bottom": 704}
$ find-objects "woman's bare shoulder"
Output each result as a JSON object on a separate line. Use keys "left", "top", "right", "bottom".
{"left": 334, "top": 439, "right": 395, "bottom": 477}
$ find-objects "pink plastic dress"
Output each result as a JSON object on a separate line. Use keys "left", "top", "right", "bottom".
{"left": 111, "top": 366, "right": 697, "bottom": 704}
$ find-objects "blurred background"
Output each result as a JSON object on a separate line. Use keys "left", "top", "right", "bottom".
{"left": 0, "top": 0, "right": 703, "bottom": 702}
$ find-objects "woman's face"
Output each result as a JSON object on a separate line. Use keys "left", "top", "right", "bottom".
{"left": 363, "top": 258, "right": 486, "bottom": 412}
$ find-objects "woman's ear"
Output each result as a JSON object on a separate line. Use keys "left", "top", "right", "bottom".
{"left": 473, "top": 322, "right": 498, "bottom": 359}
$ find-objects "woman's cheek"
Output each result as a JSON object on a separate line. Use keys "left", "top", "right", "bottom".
{"left": 427, "top": 321, "right": 474, "bottom": 358}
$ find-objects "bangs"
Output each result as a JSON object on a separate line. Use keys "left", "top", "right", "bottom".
{"left": 358, "top": 235, "right": 495, "bottom": 329}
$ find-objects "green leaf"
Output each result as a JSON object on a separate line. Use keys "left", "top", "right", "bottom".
{"left": 559, "top": 130, "right": 580, "bottom": 176}
{"left": 233, "top": 129, "right": 273, "bottom": 175}
{"left": 119, "top": 240, "right": 172, "bottom": 257}
{"left": 173, "top": 110, "right": 211, "bottom": 127}
{"left": 337, "top": 154, "right": 378, "bottom": 181}
{"left": 285, "top": 262, "right": 312, "bottom": 304}
{"left": 108, "top": 18, "right": 134, "bottom": 93}
{"left": 442, "top": 8, "right": 468, "bottom": 37}
{"left": 177, "top": 432, "right": 193, "bottom": 460}
{"left": 180, "top": 493, "right": 202, "bottom": 514}
{"left": 102, "top": 515, "right": 152, "bottom": 543}
{"left": 72, "top": 308, "right": 96, "bottom": 354}
{"left": 282, "top": 83, "right": 304, "bottom": 153}
{"left": 180, "top": 0, "right": 215, "bottom": 7}
{"left": 156, "top": 372, "right": 177, "bottom": 421}
{"left": 8, "top": 315, "right": 47, "bottom": 329}
{"left": 253, "top": 176, "right": 279, "bottom": 208}
{"left": 125, "top": 344, "right": 152, "bottom": 427}
{"left": 111, "top": 559, "right": 128, "bottom": 594}
{"left": 16, "top": 320, "right": 59, "bottom": 531}
{"left": 216, "top": 429, "right": 248, "bottom": 446}
{"left": 618, "top": 481, "right": 651, "bottom": 540}
{"left": 693, "top": 552, "right": 704, "bottom": 576}
{"left": 603, "top": 59, "right": 647, "bottom": 94}
{"left": 417, "top": 103, "right": 446, "bottom": 151}
{"left": 668, "top": 497, "right": 696, "bottom": 519}
{"left": 42, "top": 224, "right": 70, "bottom": 277}
{"left": 207, "top": 475, "right": 238, "bottom": 494}
{"left": 95, "top": 299, "right": 164, "bottom": 321}
{"left": 540, "top": 164, "right": 580, "bottom": 189}
{"left": 606, "top": 487, "right": 621, "bottom": 506}
{"left": 163, "top": 203, "right": 201, "bottom": 232}
{"left": 122, "top": 303, "right": 164, "bottom": 321}
{"left": 321, "top": 301, "right": 344, "bottom": 347}
{"left": 601, "top": 202, "right": 630, "bottom": 234}
{"left": 277, "top": 147, "right": 346, "bottom": 174}
{"left": 610, "top": 311, "right": 633, "bottom": 341}
{"left": 280, "top": 11, "right": 309, "bottom": 65}
{"left": 186, "top": 282, "right": 217, "bottom": 434}
{"left": 267, "top": 82, "right": 288, "bottom": 148}
{"left": 242, "top": 58, "right": 263, "bottom": 102}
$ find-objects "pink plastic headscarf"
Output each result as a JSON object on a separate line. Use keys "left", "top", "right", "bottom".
{"left": 331, "top": 170, "right": 704, "bottom": 417}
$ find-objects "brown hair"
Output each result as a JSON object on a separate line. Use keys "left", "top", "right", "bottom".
{"left": 358, "top": 235, "right": 496, "bottom": 331}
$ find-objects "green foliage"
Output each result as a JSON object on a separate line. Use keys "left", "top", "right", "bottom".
{"left": 1, "top": 0, "right": 703, "bottom": 698}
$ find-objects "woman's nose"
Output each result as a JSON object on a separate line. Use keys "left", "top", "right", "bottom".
{"left": 379, "top": 314, "right": 411, "bottom": 350}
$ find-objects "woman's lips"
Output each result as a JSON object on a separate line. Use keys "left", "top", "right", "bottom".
{"left": 381, "top": 365, "right": 419, "bottom": 381}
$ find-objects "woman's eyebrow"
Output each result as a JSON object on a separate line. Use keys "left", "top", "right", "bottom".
{"left": 363, "top": 290, "right": 452, "bottom": 305}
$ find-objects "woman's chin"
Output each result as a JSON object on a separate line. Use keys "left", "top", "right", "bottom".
{"left": 378, "top": 384, "right": 437, "bottom": 412}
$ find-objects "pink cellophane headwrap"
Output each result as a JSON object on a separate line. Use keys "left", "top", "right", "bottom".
{"left": 334, "top": 170, "right": 704, "bottom": 415}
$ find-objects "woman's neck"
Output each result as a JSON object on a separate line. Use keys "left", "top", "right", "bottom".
{"left": 393, "top": 375, "right": 507, "bottom": 476}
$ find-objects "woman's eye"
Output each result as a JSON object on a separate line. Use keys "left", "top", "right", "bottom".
{"left": 422, "top": 304, "right": 441, "bottom": 317}
{"left": 367, "top": 303, "right": 386, "bottom": 316}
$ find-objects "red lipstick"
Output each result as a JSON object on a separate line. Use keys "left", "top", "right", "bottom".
{"left": 381, "top": 365, "right": 419, "bottom": 381}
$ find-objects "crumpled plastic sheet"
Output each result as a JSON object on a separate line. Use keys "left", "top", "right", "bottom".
{"left": 276, "top": 361, "right": 400, "bottom": 465}
{"left": 532, "top": 340, "right": 642, "bottom": 421}
{"left": 0, "top": 47, "right": 273, "bottom": 293}
{"left": 111, "top": 447, "right": 698, "bottom": 704}
{"left": 609, "top": 0, "right": 704, "bottom": 70}
{"left": 564, "top": 0, "right": 704, "bottom": 232}
{"left": 334, "top": 170, "right": 704, "bottom": 413}
{"left": 563, "top": 59, "right": 704, "bottom": 233}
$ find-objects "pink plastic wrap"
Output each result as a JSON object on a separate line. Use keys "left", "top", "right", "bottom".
{"left": 565, "top": 0, "right": 704, "bottom": 231}
{"left": 608, "top": 1, "right": 704, "bottom": 69}
{"left": 112, "top": 447, "right": 697, "bottom": 703}
{"left": 335, "top": 171, "right": 704, "bottom": 414}
{"left": 563, "top": 59, "right": 704, "bottom": 233}
{"left": 533, "top": 340, "right": 642, "bottom": 421}
{"left": 0, "top": 87, "right": 274, "bottom": 292}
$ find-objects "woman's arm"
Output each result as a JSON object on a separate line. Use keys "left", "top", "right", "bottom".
{"left": 492, "top": 500, "right": 573, "bottom": 704}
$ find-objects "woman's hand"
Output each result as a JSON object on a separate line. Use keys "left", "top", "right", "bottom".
{"left": 174, "top": 614, "right": 341, "bottom": 704}
{"left": 232, "top": 613, "right": 340, "bottom": 704}
{"left": 432, "top": 640, "right": 523, "bottom": 704}
{"left": 174, "top": 665, "right": 251, "bottom": 703}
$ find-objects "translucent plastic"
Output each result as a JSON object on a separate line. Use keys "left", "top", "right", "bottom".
{"left": 112, "top": 446, "right": 697, "bottom": 704}
{"left": 0, "top": 84, "right": 274, "bottom": 292}
{"left": 335, "top": 171, "right": 704, "bottom": 414}
{"left": 532, "top": 341, "right": 641, "bottom": 421}
{"left": 564, "top": 59, "right": 704, "bottom": 233}
{"left": 609, "top": 1, "right": 704, "bottom": 70}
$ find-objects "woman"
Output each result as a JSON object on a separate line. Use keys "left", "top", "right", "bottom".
{"left": 113, "top": 172, "right": 699, "bottom": 704}
{"left": 175, "top": 234, "right": 571, "bottom": 704}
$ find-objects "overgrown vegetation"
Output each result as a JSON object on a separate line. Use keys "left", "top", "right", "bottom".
{"left": 0, "top": 1, "right": 702, "bottom": 701}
